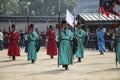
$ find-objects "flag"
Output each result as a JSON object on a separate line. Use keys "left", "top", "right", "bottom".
{"left": 113, "top": 23, "right": 117, "bottom": 34}
{"left": 27, "top": 21, "right": 30, "bottom": 34}
{"left": 66, "top": 9, "right": 77, "bottom": 27}
{"left": 99, "top": 0, "right": 120, "bottom": 17}
{"left": 116, "top": 0, "right": 120, "bottom": 5}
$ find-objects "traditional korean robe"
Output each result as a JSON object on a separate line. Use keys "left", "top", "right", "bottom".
{"left": 46, "top": 30, "right": 57, "bottom": 56}
{"left": 58, "top": 29, "right": 73, "bottom": 65}
{"left": 75, "top": 28, "right": 86, "bottom": 58}
{"left": 116, "top": 27, "right": 120, "bottom": 63}
{"left": 96, "top": 30, "right": 106, "bottom": 52}
{"left": 27, "top": 31, "right": 39, "bottom": 61}
{"left": 8, "top": 31, "right": 20, "bottom": 56}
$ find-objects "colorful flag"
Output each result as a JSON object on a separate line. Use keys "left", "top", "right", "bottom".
{"left": 113, "top": 23, "right": 117, "bottom": 34}
{"left": 99, "top": 0, "right": 120, "bottom": 17}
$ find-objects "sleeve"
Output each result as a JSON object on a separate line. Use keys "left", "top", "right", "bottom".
{"left": 83, "top": 30, "right": 86, "bottom": 37}
{"left": 27, "top": 34, "right": 31, "bottom": 40}
{"left": 69, "top": 30, "right": 73, "bottom": 40}
{"left": 12, "top": 32, "right": 20, "bottom": 40}
{"left": 53, "top": 31, "right": 56, "bottom": 39}
{"left": 35, "top": 32, "right": 39, "bottom": 41}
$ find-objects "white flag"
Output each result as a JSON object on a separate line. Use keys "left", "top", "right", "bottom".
{"left": 66, "top": 9, "right": 77, "bottom": 27}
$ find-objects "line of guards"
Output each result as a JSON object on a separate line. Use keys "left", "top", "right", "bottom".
{"left": 6, "top": 20, "right": 120, "bottom": 70}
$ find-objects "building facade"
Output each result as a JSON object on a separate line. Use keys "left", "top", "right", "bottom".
{"left": 74, "top": 0, "right": 120, "bottom": 15}
{"left": 0, "top": 16, "right": 63, "bottom": 32}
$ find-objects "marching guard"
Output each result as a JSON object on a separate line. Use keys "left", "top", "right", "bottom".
{"left": 58, "top": 20, "right": 73, "bottom": 70}
{"left": 75, "top": 22, "right": 86, "bottom": 62}
{"left": 7, "top": 24, "right": 20, "bottom": 60}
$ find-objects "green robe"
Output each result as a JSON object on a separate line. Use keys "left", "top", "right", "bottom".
{"left": 116, "top": 28, "right": 120, "bottom": 63}
{"left": 27, "top": 31, "right": 39, "bottom": 61}
{"left": 58, "top": 29, "right": 73, "bottom": 65}
{"left": 75, "top": 28, "right": 86, "bottom": 58}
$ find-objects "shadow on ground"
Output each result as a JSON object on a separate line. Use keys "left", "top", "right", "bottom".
{"left": 25, "top": 69, "right": 65, "bottom": 76}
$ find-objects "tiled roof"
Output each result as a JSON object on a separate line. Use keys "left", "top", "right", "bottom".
{"left": 0, "top": 16, "right": 63, "bottom": 22}
{"left": 79, "top": 13, "right": 120, "bottom": 21}
{"left": 79, "top": 13, "right": 120, "bottom": 25}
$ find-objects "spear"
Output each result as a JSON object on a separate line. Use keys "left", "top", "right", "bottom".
{"left": 114, "top": 15, "right": 118, "bottom": 66}
{"left": 8, "top": 20, "right": 11, "bottom": 59}
{"left": 58, "top": 0, "right": 61, "bottom": 67}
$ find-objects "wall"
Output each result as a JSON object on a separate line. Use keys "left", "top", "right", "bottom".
{"left": 0, "top": 22, "right": 57, "bottom": 32}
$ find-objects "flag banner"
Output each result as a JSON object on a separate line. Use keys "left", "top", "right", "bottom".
{"left": 99, "top": 0, "right": 120, "bottom": 17}
{"left": 113, "top": 23, "right": 117, "bottom": 34}
{"left": 66, "top": 9, "right": 77, "bottom": 27}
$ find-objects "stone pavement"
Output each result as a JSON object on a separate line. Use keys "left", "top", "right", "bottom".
{"left": 0, "top": 47, "right": 120, "bottom": 80}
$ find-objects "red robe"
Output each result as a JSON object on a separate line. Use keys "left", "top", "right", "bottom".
{"left": 8, "top": 31, "right": 20, "bottom": 56}
{"left": 46, "top": 30, "right": 57, "bottom": 56}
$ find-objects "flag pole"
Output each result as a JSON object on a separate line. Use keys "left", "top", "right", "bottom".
{"left": 58, "top": 0, "right": 61, "bottom": 67}
{"left": 114, "top": 15, "right": 118, "bottom": 66}
{"left": 8, "top": 20, "right": 11, "bottom": 59}
{"left": 99, "top": 0, "right": 101, "bottom": 21}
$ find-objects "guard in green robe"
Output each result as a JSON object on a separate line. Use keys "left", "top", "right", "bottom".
{"left": 58, "top": 20, "right": 73, "bottom": 70}
{"left": 75, "top": 22, "right": 86, "bottom": 62}
{"left": 27, "top": 24, "right": 39, "bottom": 63}
{"left": 116, "top": 26, "right": 120, "bottom": 64}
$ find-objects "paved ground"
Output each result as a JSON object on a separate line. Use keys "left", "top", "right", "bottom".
{"left": 0, "top": 47, "right": 120, "bottom": 80}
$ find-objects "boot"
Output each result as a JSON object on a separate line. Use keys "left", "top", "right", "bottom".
{"left": 100, "top": 52, "right": 104, "bottom": 55}
{"left": 32, "top": 60, "right": 34, "bottom": 63}
{"left": 12, "top": 56, "right": 16, "bottom": 60}
{"left": 51, "top": 55, "right": 54, "bottom": 59}
{"left": 62, "top": 65, "right": 65, "bottom": 68}
{"left": 78, "top": 57, "right": 81, "bottom": 62}
{"left": 65, "top": 65, "right": 68, "bottom": 70}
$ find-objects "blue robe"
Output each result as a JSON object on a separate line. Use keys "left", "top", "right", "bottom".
{"left": 75, "top": 28, "right": 86, "bottom": 58}
{"left": 27, "top": 31, "right": 39, "bottom": 61}
{"left": 96, "top": 30, "right": 105, "bottom": 52}
{"left": 58, "top": 29, "right": 73, "bottom": 65}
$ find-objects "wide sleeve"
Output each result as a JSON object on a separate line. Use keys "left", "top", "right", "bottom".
{"left": 51, "top": 31, "right": 56, "bottom": 40}
{"left": 35, "top": 32, "right": 39, "bottom": 41}
{"left": 69, "top": 30, "right": 73, "bottom": 40}
{"left": 83, "top": 30, "right": 86, "bottom": 37}
{"left": 46, "top": 32, "right": 49, "bottom": 39}
{"left": 12, "top": 32, "right": 20, "bottom": 40}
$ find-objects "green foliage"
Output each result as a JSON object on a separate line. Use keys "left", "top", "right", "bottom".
{"left": 0, "top": 0, "right": 77, "bottom": 16}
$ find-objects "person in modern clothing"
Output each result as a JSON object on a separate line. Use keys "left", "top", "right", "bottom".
{"left": 0, "top": 29, "right": 3, "bottom": 50}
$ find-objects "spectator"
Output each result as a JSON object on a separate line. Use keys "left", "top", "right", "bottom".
{"left": 0, "top": 29, "right": 3, "bottom": 50}
{"left": 20, "top": 30, "right": 24, "bottom": 48}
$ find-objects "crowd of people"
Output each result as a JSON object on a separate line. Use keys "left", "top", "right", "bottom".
{"left": 85, "top": 28, "right": 116, "bottom": 52}
{"left": 0, "top": 19, "right": 120, "bottom": 70}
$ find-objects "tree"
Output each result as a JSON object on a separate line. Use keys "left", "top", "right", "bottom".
{"left": 0, "top": 0, "right": 77, "bottom": 16}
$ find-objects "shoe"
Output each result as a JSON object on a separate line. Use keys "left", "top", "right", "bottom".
{"left": 51, "top": 55, "right": 54, "bottom": 59}
{"left": 12, "top": 56, "right": 16, "bottom": 60}
{"left": 32, "top": 60, "right": 34, "bottom": 63}
{"left": 78, "top": 58, "right": 81, "bottom": 62}
{"left": 62, "top": 65, "right": 65, "bottom": 68}
{"left": 100, "top": 52, "right": 104, "bottom": 55}
{"left": 65, "top": 65, "right": 68, "bottom": 70}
